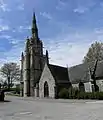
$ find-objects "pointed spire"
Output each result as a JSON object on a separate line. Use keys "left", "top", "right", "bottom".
{"left": 46, "top": 50, "right": 48, "bottom": 57}
{"left": 46, "top": 50, "right": 49, "bottom": 64}
{"left": 25, "top": 37, "right": 30, "bottom": 53}
{"left": 21, "top": 52, "right": 24, "bottom": 58}
{"left": 32, "top": 12, "right": 38, "bottom": 39}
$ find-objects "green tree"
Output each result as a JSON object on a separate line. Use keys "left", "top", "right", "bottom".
{"left": 83, "top": 41, "right": 103, "bottom": 92}
{"left": 83, "top": 41, "right": 103, "bottom": 64}
{"left": 0, "top": 62, "right": 20, "bottom": 89}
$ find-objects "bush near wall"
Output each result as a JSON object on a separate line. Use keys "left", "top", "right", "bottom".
{"left": 58, "top": 88, "right": 69, "bottom": 99}
{"left": 9, "top": 87, "right": 20, "bottom": 94}
{"left": 58, "top": 87, "right": 103, "bottom": 100}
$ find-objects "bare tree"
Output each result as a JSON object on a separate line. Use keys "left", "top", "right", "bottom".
{"left": 0, "top": 78, "right": 7, "bottom": 88}
{"left": 0, "top": 62, "right": 20, "bottom": 89}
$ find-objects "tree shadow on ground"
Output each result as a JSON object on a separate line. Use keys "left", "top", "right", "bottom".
{"left": 0, "top": 100, "right": 11, "bottom": 102}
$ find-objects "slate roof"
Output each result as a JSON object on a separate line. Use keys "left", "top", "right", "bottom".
{"left": 68, "top": 61, "right": 103, "bottom": 84}
{"left": 95, "top": 61, "right": 103, "bottom": 79}
{"left": 68, "top": 63, "right": 90, "bottom": 84}
{"left": 48, "top": 64, "right": 70, "bottom": 84}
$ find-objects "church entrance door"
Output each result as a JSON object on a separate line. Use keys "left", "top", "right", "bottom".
{"left": 44, "top": 81, "right": 49, "bottom": 97}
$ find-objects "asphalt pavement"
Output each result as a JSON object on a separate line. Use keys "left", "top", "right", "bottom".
{"left": 0, "top": 96, "right": 103, "bottom": 120}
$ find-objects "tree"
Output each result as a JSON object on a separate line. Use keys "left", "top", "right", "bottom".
{"left": 0, "top": 62, "right": 20, "bottom": 90}
{"left": 0, "top": 78, "right": 8, "bottom": 88}
{"left": 90, "top": 59, "right": 99, "bottom": 92}
{"left": 83, "top": 41, "right": 103, "bottom": 92}
{"left": 83, "top": 41, "right": 103, "bottom": 64}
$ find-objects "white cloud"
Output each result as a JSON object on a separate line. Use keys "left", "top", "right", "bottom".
{"left": 73, "top": 7, "right": 88, "bottom": 13}
{"left": 100, "top": 2, "right": 103, "bottom": 7}
{"left": 0, "top": 58, "right": 8, "bottom": 67}
{"left": 0, "top": 35, "right": 21, "bottom": 45}
{"left": 73, "top": 0, "right": 96, "bottom": 14}
{"left": 49, "top": 43, "right": 89, "bottom": 67}
{"left": 94, "top": 28, "right": 103, "bottom": 34}
{"left": 0, "top": 25, "right": 10, "bottom": 31}
{"left": 1, "top": 27, "right": 103, "bottom": 69}
{"left": 17, "top": 4, "right": 24, "bottom": 10}
{"left": 18, "top": 25, "right": 31, "bottom": 32}
{"left": 43, "top": 29, "right": 103, "bottom": 67}
{"left": 12, "top": 29, "right": 16, "bottom": 32}
{"left": 2, "top": 41, "right": 25, "bottom": 66}
{"left": 40, "top": 12, "right": 52, "bottom": 20}
{"left": 0, "top": 35, "right": 11, "bottom": 39}
{"left": 9, "top": 39, "right": 21, "bottom": 45}
{"left": 0, "top": 0, "right": 11, "bottom": 12}
{"left": 56, "top": 0, "right": 67, "bottom": 10}
{"left": 0, "top": 36, "right": 24, "bottom": 67}
{"left": 44, "top": 39, "right": 90, "bottom": 67}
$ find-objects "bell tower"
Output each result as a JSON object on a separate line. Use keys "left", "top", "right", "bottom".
{"left": 21, "top": 12, "right": 49, "bottom": 97}
{"left": 30, "top": 12, "right": 44, "bottom": 96}
{"left": 24, "top": 37, "right": 30, "bottom": 97}
{"left": 31, "top": 12, "right": 39, "bottom": 43}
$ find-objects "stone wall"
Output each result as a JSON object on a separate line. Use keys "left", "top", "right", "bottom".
{"left": 39, "top": 63, "right": 56, "bottom": 98}
{"left": 96, "top": 79, "right": 103, "bottom": 92}
{"left": 72, "top": 83, "right": 79, "bottom": 90}
{"left": 72, "top": 82, "right": 93, "bottom": 92}
{"left": 84, "top": 82, "right": 92, "bottom": 92}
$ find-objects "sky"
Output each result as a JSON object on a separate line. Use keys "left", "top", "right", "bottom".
{"left": 0, "top": 0, "right": 103, "bottom": 67}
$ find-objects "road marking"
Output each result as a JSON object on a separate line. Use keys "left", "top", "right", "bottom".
{"left": 86, "top": 101, "right": 103, "bottom": 104}
{"left": 19, "top": 112, "right": 32, "bottom": 115}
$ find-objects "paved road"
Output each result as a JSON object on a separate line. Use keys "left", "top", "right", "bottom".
{"left": 0, "top": 96, "right": 103, "bottom": 120}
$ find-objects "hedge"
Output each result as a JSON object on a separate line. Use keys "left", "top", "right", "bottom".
{"left": 9, "top": 87, "right": 20, "bottom": 94}
{"left": 58, "top": 87, "right": 103, "bottom": 100}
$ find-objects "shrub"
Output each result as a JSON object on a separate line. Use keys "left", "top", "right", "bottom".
{"left": 58, "top": 88, "right": 69, "bottom": 99}
{"left": 78, "top": 92, "right": 84, "bottom": 99}
{"left": 58, "top": 87, "right": 103, "bottom": 100}
{"left": 97, "top": 92, "right": 103, "bottom": 100}
{"left": 9, "top": 87, "right": 20, "bottom": 94}
{"left": 68, "top": 87, "right": 79, "bottom": 99}
{"left": 59, "top": 87, "right": 80, "bottom": 99}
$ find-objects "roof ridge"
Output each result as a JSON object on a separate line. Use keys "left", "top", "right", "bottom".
{"left": 49, "top": 64, "right": 67, "bottom": 69}
{"left": 69, "top": 63, "right": 87, "bottom": 69}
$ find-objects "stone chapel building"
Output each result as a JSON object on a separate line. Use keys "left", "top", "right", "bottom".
{"left": 20, "top": 13, "right": 103, "bottom": 98}
{"left": 20, "top": 13, "right": 70, "bottom": 98}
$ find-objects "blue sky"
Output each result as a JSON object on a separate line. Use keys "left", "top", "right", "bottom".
{"left": 0, "top": 0, "right": 103, "bottom": 67}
